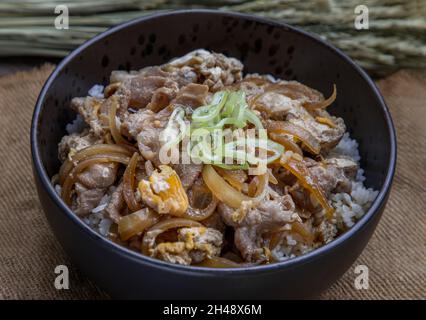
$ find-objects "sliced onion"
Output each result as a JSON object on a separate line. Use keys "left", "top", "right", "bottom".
{"left": 247, "top": 176, "right": 259, "bottom": 197}
{"left": 280, "top": 157, "right": 334, "bottom": 219}
{"left": 268, "top": 220, "right": 314, "bottom": 248}
{"left": 243, "top": 108, "right": 264, "bottom": 129}
{"left": 305, "top": 84, "right": 337, "bottom": 110}
{"left": 192, "top": 91, "right": 228, "bottom": 123}
{"left": 118, "top": 208, "right": 159, "bottom": 241}
{"left": 268, "top": 132, "right": 303, "bottom": 157}
{"left": 184, "top": 182, "right": 219, "bottom": 221}
{"left": 109, "top": 96, "right": 131, "bottom": 145}
{"left": 215, "top": 168, "right": 247, "bottom": 191}
{"left": 104, "top": 132, "right": 114, "bottom": 144}
{"left": 104, "top": 82, "right": 121, "bottom": 98}
{"left": 123, "top": 153, "right": 142, "bottom": 212}
{"left": 267, "top": 120, "right": 320, "bottom": 155}
{"left": 291, "top": 221, "right": 315, "bottom": 243}
{"left": 315, "top": 116, "right": 336, "bottom": 128}
{"left": 268, "top": 230, "right": 283, "bottom": 250}
{"left": 142, "top": 218, "right": 203, "bottom": 255}
{"left": 59, "top": 144, "right": 136, "bottom": 184}
{"left": 183, "top": 196, "right": 219, "bottom": 221}
{"left": 202, "top": 165, "right": 268, "bottom": 209}
{"left": 265, "top": 81, "right": 324, "bottom": 107}
{"left": 61, "top": 154, "right": 130, "bottom": 205}
{"left": 268, "top": 169, "right": 279, "bottom": 185}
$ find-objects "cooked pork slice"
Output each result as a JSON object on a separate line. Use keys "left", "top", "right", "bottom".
{"left": 173, "top": 163, "right": 203, "bottom": 190}
{"left": 172, "top": 83, "right": 209, "bottom": 108}
{"left": 227, "top": 74, "right": 274, "bottom": 107}
{"left": 138, "top": 66, "right": 172, "bottom": 78}
{"left": 170, "top": 66, "right": 198, "bottom": 87}
{"left": 261, "top": 100, "right": 344, "bottom": 153}
{"left": 142, "top": 66, "right": 198, "bottom": 87}
{"left": 72, "top": 183, "right": 106, "bottom": 216}
{"left": 120, "top": 75, "right": 179, "bottom": 109}
{"left": 218, "top": 194, "right": 296, "bottom": 262}
{"left": 323, "top": 157, "right": 358, "bottom": 179}
{"left": 255, "top": 91, "right": 301, "bottom": 119}
{"left": 105, "top": 183, "right": 125, "bottom": 223}
{"left": 288, "top": 182, "right": 318, "bottom": 215}
{"left": 288, "top": 112, "right": 346, "bottom": 152}
{"left": 151, "top": 227, "right": 223, "bottom": 265}
{"left": 265, "top": 81, "right": 326, "bottom": 107}
{"left": 122, "top": 108, "right": 156, "bottom": 138}
{"left": 121, "top": 107, "right": 171, "bottom": 164}
{"left": 166, "top": 49, "right": 243, "bottom": 91}
{"left": 253, "top": 80, "right": 345, "bottom": 152}
{"left": 147, "top": 86, "right": 178, "bottom": 112}
{"left": 58, "top": 129, "right": 103, "bottom": 162}
{"left": 137, "top": 130, "right": 164, "bottom": 165}
{"left": 201, "top": 211, "right": 226, "bottom": 234}
{"left": 77, "top": 163, "right": 118, "bottom": 189}
{"left": 70, "top": 96, "right": 106, "bottom": 136}
{"left": 234, "top": 227, "right": 264, "bottom": 262}
{"left": 113, "top": 65, "right": 201, "bottom": 111}
{"left": 305, "top": 157, "right": 358, "bottom": 195}
{"left": 110, "top": 65, "right": 197, "bottom": 86}
{"left": 219, "top": 195, "right": 296, "bottom": 229}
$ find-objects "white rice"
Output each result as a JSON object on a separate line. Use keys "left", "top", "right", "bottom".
{"left": 329, "top": 133, "right": 378, "bottom": 229}
{"left": 330, "top": 132, "right": 361, "bottom": 162}
{"left": 91, "top": 194, "right": 110, "bottom": 213}
{"left": 98, "top": 218, "right": 113, "bottom": 237}
{"left": 54, "top": 184, "right": 62, "bottom": 195}
{"left": 88, "top": 84, "right": 104, "bottom": 99}
{"left": 65, "top": 85, "right": 103, "bottom": 135}
{"left": 84, "top": 190, "right": 114, "bottom": 236}
{"left": 286, "top": 235, "right": 297, "bottom": 246}
{"left": 65, "top": 114, "right": 86, "bottom": 135}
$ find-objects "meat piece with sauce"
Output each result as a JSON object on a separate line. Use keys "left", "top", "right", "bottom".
{"left": 218, "top": 194, "right": 297, "bottom": 262}
{"left": 72, "top": 183, "right": 106, "bottom": 216}
{"left": 165, "top": 49, "right": 243, "bottom": 92}
{"left": 58, "top": 129, "right": 103, "bottom": 162}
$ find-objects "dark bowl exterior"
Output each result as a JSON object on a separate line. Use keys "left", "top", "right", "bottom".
{"left": 31, "top": 10, "right": 396, "bottom": 299}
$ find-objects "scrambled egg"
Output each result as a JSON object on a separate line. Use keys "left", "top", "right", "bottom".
{"left": 151, "top": 227, "right": 223, "bottom": 265}
{"left": 138, "top": 165, "right": 189, "bottom": 216}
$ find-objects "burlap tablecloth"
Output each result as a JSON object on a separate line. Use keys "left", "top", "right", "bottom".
{"left": 0, "top": 65, "right": 424, "bottom": 299}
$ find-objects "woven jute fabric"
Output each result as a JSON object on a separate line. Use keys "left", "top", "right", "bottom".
{"left": 0, "top": 65, "right": 424, "bottom": 299}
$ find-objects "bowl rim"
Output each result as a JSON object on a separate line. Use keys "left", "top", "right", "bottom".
{"left": 31, "top": 9, "right": 397, "bottom": 275}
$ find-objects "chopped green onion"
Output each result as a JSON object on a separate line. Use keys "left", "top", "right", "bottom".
{"left": 160, "top": 107, "right": 187, "bottom": 150}
{"left": 244, "top": 109, "right": 264, "bottom": 129}
{"left": 192, "top": 91, "right": 229, "bottom": 123}
{"left": 163, "top": 90, "right": 283, "bottom": 170}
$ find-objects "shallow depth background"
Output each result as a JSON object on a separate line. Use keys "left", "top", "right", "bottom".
{"left": 1, "top": 0, "right": 425, "bottom": 77}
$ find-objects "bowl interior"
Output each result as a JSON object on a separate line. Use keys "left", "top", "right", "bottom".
{"left": 35, "top": 10, "right": 392, "bottom": 200}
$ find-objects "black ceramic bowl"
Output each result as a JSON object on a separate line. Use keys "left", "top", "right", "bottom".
{"left": 31, "top": 10, "right": 396, "bottom": 299}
